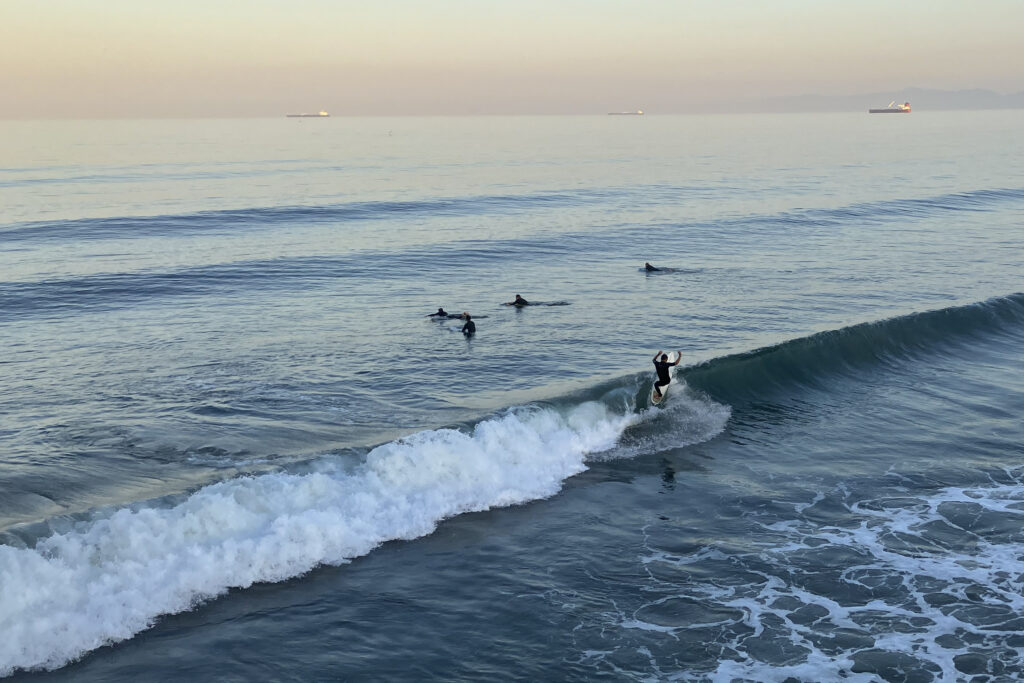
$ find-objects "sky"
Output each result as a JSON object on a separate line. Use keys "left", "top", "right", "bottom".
{"left": 2, "top": 0, "right": 1022, "bottom": 117}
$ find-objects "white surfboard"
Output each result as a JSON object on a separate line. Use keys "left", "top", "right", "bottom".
{"left": 650, "top": 351, "right": 681, "bottom": 406}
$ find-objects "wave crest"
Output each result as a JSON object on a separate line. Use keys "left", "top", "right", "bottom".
{"left": 0, "top": 393, "right": 729, "bottom": 675}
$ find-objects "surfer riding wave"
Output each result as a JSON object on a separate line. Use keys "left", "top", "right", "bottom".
{"left": 652, "top": 350, "right": 681, "bottom": 399}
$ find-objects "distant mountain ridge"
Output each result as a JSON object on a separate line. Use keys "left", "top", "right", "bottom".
{"left": 752, "top": 88, "right": 1024, "bottom": 112}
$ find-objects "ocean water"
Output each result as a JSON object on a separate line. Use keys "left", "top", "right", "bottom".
{"left": 1, "top": 112, "right": 1023, "bottom": 681}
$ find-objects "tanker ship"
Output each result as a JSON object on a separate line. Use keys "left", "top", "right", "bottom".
{"left": 869, "top": 101, "right": 911, "bottom": 113}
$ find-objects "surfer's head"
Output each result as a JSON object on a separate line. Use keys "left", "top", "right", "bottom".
{"left": 661, "top": 354, "right": 668, "bottom": 361}
{"left": 464, "top": 313, "right": 471, "bottom": 320}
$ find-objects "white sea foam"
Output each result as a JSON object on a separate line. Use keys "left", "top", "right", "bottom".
{"left": 630, "top": 478, "right": 1024, "bottom": 681}
{"left": 599, "top": 375, "right": 732, "bottom": 461}
{"left": 0, "top": 400, "right": 661, "bottom": 675}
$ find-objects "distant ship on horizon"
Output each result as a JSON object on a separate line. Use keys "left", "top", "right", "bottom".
{"left": 286, "top": 110, "right": 330, "bottom": 118}
{"left": 608, "top": 109, "right": 644, "bottom": 116}
{"left": 868, "top": 101, "right": 911, "bottom": 114}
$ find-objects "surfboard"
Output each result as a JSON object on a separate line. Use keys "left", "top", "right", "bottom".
{"left": 650, "top": 351, "right": 680, "bottom": 406}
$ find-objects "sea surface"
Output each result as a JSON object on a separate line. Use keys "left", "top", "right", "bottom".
{"left": 1, "top": 112, "right": 1023, "bottom": 682}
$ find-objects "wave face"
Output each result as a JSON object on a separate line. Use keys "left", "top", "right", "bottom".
{"left": 684, "top": 293, "right": 1024, "bottom": 404}
{"left": 0, "top": 393, "right": 728, "bottom": 675}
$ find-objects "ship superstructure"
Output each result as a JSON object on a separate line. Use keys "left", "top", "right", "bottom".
{"left": 868, "top": 101, "right": 911, "bottom": 113}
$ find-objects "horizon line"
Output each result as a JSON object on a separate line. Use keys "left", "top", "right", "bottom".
{"left": 5, "top": 107, "right": 1024, "bottom": 121}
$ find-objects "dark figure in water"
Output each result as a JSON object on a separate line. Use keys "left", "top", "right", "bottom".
{"left": 645, "top": 262, "right": 661, "bottom": 272}
{"left": 652, "top": 350, "right": 681, "bottom": 398}
{"left": 510, "top": 294, "right": 530, "bottom": 306}
{"left": 427, "top": 307, "right": 449, "bottom": 317}
{"left": 462, "top": 314, "right": 476, "bottom": 336}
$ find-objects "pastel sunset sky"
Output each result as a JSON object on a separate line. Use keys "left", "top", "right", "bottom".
{"left": 2, "top": 0, "right": 1021, "bottom": 117}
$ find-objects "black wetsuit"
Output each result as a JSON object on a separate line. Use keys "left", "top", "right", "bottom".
{"left": 462, "top": 319, "right": 476, "bottom": 335}
{"left": 645, "top": 264, "right": 660, "bottom": 272}
{"left": 653, "top": 359, "right": 672, "bottom": 391}
{"left": 513, "top": 298, "right": 529, "bottom": 306}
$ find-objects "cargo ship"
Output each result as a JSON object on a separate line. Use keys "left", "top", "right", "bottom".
{"left": 286, "top": 110, "right": 330, "bottom": 118}
{"left": 868, "top": 101, "right": 911, "bottom": 114}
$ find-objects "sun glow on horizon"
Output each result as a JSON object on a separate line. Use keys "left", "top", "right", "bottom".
{"left": 1, "top": 0, "right": 1022, "bottom": 117}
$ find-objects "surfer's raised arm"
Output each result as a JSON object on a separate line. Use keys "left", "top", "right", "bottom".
{"left": 653, "top": 350, "right": 663, "bottom": 362}
{"left": 651, "top": 351, "right": 674, "bottom": 400}
{"left": 672, "top": 351, "right": 682, "bottom": 366}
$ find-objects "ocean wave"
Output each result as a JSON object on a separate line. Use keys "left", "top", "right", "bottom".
{"left": 0, "top": 390, "right": 729, "bottom": 676}
{"left": 0, "top": 188, "right": 626, "bottom": 244}
{"left": 684, "top": 292, "right": 1024, "bottom": 404}
{"left": 0, "top": 257, "right": 358, "bottom": 319}
{"left": 755, "top": 187, "right": 1024, "bottom": 229}
{"left": 3, "top": 293, "right": 1022, "bottom": 673}
{"left": 5, "top": 185, "right": 1020, "bottom": 246}
{"left": 0, "top": 247, "right": 572, "bottom": 319}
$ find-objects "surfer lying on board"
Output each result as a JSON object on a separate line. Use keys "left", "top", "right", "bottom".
{"left": 652, "top": 350, "right": 682, "bottom": 399}
{"left": 645, "top": 262, "right": 661, "bottom": 272}
{"left": 461, "top": 314, "right": 476, "bottom": 336}
{"left": 427, "top": 307, "right": 450, "bottom": 317}
{"left": 507, "top": 294, "right": 530, "bottom": 307}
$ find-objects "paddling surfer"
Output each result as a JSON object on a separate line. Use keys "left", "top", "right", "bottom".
{"left": 508, "top": 294, "right": 529, "bottom": 307}
{"left": 652, "top": 350, "right": 681, "bottom": 399}
{"left": 645, "top": 262, "right": 661, "bottom": 272}
{"left": 427, "top": 307, "right": 450, "bottom": 317}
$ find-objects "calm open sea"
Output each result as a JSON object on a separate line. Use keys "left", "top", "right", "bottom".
{"left": 2, "top": 112, "right": 1023, "bottom": 681}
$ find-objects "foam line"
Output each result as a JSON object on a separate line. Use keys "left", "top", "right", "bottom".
{"left": 0, "top": 401, "right": 639, "bottom": 675}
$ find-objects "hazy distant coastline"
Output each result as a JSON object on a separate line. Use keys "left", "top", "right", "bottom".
{"left": 747, "top": 87, "right": 1024, "bottom": 113}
